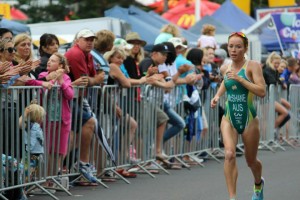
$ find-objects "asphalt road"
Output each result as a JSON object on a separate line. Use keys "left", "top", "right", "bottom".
{"left": 29, "top": 147, "right": 300, "bottom": 200}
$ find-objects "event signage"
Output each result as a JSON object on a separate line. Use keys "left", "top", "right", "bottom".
{"left": 256, "top": 6, "right": 300, "bottom": 20}
{"left": 271, "top": 13, "right": 300, "bottom": 44}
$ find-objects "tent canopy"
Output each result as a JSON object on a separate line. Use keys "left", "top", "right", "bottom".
{"left": 244, "top": 14, "right": 281, "bottom": 52}
{"left": 105, "top": 5, "right": 199, "bottom": 45}
{"left": 161, "top": 0, "right": 220, "bottom": 29}
{"left": 212, "top": 0, "right": 256, "bottom": 31}
{"left": 0, "top": 18, "right": 30, "bottom": 35}
{"left": 28, "top": 17, "right": 130, "bottom": 45}
{"left": 189, "top": 15, "right": 234, "bottom": 35}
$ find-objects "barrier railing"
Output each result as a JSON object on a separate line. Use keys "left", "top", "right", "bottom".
{"left": 0, "top": 83, "right": 298, "bottom": 200}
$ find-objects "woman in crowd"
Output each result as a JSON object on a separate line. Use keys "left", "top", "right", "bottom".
{"left": 211, "top": 32, "right": 266, "bottom": 200}
{"left": 263, "top": 52, "right": 291, "bottom": 137}
{"left": 35, "top": 33, "right": 59, "bottom": 77}
{"left": 104, "top": 46, "right": 139, "bottom": 178}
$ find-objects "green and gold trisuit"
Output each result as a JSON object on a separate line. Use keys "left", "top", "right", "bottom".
{"left": 224, "top": 61, "right": 257, "bottom": 134}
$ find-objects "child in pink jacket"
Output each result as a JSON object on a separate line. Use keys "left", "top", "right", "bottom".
{"left": 26, "top": 52, "right": 74, "bottom": 175}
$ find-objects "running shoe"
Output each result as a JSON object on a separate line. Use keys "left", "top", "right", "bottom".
{"left": 252, "top": 177, "right": 264, "bottom": 200}
{"left": 78, "top": 162, "right": 98, "bottom": 183}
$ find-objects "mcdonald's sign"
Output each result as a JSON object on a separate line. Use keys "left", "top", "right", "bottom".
{"left": 177, "top": 14, "right": 195, "bottom": 29}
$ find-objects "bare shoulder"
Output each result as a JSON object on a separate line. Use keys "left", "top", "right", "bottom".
{"left": 247, "top": 60, "right": 260, "bottom": 69}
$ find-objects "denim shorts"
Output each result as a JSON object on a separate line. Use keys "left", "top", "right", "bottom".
{"left": 71, "top": 98, "right": 93, "bottom": 133}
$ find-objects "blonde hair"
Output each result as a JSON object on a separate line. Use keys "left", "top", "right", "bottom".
{"left": 52, "top": 52, "right": 70, "bottom": 73}
{"left": 160, "top": 24, "right": 180, "bottom": 37}
{"left": 202, "top": 24, "right": 216, "bottom": 35}
{"left": 280, "top": 59, "right": 288, "bottom": 68}
{"left": 103, "top": 46, "right": 126, "bottom": 64}
{"left": 266, "top": 52, "right": 281, "bottom": 70}
{"left": 26, "top": 103, "right": 46, "bottom": 123}
{"left": 13, "top": 33, "right": 33, "bottom": 63}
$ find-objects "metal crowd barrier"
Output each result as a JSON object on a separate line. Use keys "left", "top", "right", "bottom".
{"left": 1, "top": 83, "right": 298, "bottom": 200}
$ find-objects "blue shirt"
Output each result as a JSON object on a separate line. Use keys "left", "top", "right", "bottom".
{"left": 279, "top": 68, "right": 292, "bottom": 85}
{"left": 0, "top": 74, "right": 20, "bottom": 88}
{"left": 91, "top": 49, "right": 110, "bottom": 85}
{"left": 174, "top": 54, "right": 194, "bottom": 78}
{"left": 120, "top": 64, "right": 129, "bottom": 78}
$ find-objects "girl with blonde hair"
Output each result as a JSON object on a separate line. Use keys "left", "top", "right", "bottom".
{"left": 154, "top": 24, "right": 181, "bottom": 44}
{"left": 197, "top": 24, "right": 217, "bottom": 49}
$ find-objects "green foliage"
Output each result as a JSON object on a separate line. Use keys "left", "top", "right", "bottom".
{"left": 18, "top": 0, "right": 271, "bottom": 23}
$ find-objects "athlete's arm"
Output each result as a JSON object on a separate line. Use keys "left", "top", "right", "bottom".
{"left": 211, "top": 80, "right": 226, "bottom": 108}
{"left": 237, "top": 61, "right": 266, "bottom": 98}
{"left": 210, "top": 64, "right": 229, "bottom": 108}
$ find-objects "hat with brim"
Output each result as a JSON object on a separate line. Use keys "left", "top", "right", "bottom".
{"left": 126, "top": 32, "right": 147, "bottom": 47}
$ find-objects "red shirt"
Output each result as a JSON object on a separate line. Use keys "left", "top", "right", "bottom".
{"left": 65, "top": 44, "right": 96, "bottom": 81}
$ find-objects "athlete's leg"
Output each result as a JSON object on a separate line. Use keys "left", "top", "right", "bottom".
{"left": 242, "top": 118, "right": 262, "bottom": 188}
{"left": 220, "top": 117, "right": 239, "bottom": 199}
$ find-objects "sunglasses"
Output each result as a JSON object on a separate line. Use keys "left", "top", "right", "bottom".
{"left": 4, "top": 47, "right": 16, "bottom": 53}
{"left": 229, "top": 32, "right": 248, "bottom": 41}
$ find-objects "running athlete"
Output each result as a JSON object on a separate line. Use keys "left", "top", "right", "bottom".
{"left": 211, "top": 32, "right": 266, "bottom": 200}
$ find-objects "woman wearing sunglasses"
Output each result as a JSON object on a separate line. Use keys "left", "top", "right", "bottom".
{"left": 211, "top": 32, "right": 266, "bottom": 200}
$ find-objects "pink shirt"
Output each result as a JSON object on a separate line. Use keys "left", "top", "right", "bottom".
{"left": 26, "top": 72, "right": 74, "bottom": 124}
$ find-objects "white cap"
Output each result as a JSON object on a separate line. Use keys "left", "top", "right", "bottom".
{"left": 76, "top": 29, "right": 95, "bottom": 39}
{"left": 168, "top": 37, "right": 187, "bottom": 49}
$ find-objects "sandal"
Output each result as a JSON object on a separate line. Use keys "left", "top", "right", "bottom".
{"left": 121, "top": 170, "right": 137, "bottom": 178}
{"left": 156, "top": 155, "right": 171, "bottom": 168}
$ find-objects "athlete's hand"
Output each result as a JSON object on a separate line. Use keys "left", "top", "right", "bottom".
{"left": 226, "top": 69, "right": 240, "bottom": 82}
{"left": 211, "top": 96, "right": 219, "bottom": 108}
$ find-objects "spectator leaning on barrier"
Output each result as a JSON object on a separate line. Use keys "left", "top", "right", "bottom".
{"left": 263, "top": 52, "right": 291, "bottom": 140}
{"left": 124, "top": 32, "right": 146, "bottom": 78}
{"left": 139, "top": 43, "right": 172, "bottom": 167}
{"left": 91, "top": 29, "right": 115, "bottom": 84}
{"left": 65, "top": 28, "right": 105, "bottom": 183}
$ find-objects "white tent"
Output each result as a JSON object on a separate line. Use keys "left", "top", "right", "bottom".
{"left": 28, "top": 17, "right": 131, "bottom": 45}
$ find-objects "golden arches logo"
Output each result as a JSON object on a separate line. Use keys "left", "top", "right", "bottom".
{"left": 177, "top": 14, "right": 195, "bottom": 27}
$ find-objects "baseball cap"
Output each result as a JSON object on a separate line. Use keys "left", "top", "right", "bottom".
{"left": 114, "top": 38, "right": 133, "bottom": 50}
{"left": 76, "top": 29, "right": 95, "bottom": 39}
{"left": 151, "top": 43, "right": 170, "bottom": 53}
{"left": 168, "top": 37, "right": 187, "bottom": 49}
{"left": 214, "top": 48, "right": 227, "bottom": 62}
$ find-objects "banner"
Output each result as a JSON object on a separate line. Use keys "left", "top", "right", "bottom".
{"left": 0, "top": 3, "right": 11, "bottom": 20}
{"left": 272, "top": 13, "right": 300, "bottom": 43}
{"left": 256, "top": 6, "right": 300, "bottom": 20}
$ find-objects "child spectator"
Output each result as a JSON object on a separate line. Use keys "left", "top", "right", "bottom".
{"left": 19, "top": 102, "right": 46, "bottom": 182}
{"left": 26, "top": 53, "right": 74, "bottom": 176}
{"left": 197, "top": 24, "right": 217, "bottom": 49}
{"left": 154, "top": 24, "right": 180, "bottom": 45}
